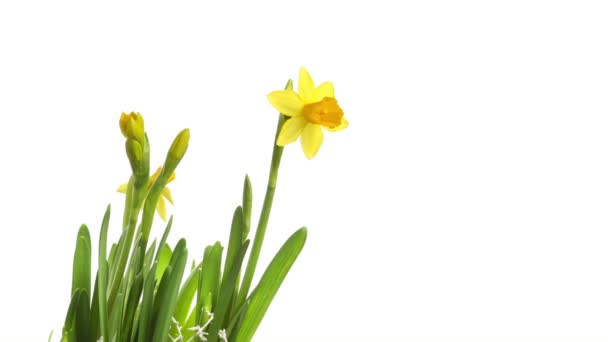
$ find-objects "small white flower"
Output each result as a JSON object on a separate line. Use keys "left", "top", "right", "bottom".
{"left": 169, "top": 316, "right": 185, "bottom": 342}
{"left": 187, "top": 311, "right": 214, "bottom": 342}
{"left": 218, "top": 329, "right": 228, "bottom": 342}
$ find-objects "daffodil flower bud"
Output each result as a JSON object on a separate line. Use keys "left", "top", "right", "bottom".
{"left": 168, "top": 128, "right": 190, "bottom": 162}
{"left": 119, "top": 112, "right": 145, "bottom": 144}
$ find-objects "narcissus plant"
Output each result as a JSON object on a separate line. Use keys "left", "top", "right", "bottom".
{"left": 57, "top": 68, "right": 346, "bottom": 342}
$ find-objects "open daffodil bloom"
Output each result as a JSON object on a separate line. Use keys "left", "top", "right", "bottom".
{"left": 117, "top": 166, "right": 175, "bottom": 221}
{"left": 267, "top": 67, "right": 348, "bottom": 159}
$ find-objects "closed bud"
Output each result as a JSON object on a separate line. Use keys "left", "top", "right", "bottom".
{"left": 119, "top": 112, "right": 145, "bottom": 144}
{"left": 168, "top": 128, "right": 190, "bottom": 161}
{"left": 119, "top": 112, "right": 130, "bottom": 137}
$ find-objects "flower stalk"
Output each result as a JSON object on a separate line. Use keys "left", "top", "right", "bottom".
{"left": 237, "top": 92, "right": 288, "bottom": 307}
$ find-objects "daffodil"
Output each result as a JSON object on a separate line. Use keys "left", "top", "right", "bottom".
{"left": 267, "top": 67, "right": 348, "bottom": 159}
{"left": 117, "top": 166, "right": 175, "bottom": 221}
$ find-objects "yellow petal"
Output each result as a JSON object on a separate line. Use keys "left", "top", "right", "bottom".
{"left": 117, "top": 183, "right": 128, "bottom": 193}
{"left": 313, "top": 81, "right": 335, "bottom": 102}
{"left": 276, "top": 116, "right": 307, "bottom": 146}
{"left": 167, "top": 172, "right": 176, "bottom": 184}
{"left": 162, "top": 187, "right": 174, "bottom": 205}
{"left": 300, "top": 124, "right": 324, "bottom": 159}
{"left": 156, "top": 197, "right": 168, "bottom": 221}
{"left": 298, "top": 67, "right": 315, "bottom": 103}
{"left": 267, "top": 90, "right": 303, "bottom": 117}
{"left": 326, "top": 116, "right": 349, "bottom": 132}
{"left": 148, "top": 167, "right": 163, "bottom": 187}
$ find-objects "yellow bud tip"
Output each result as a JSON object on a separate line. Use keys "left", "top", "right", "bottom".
{"left": 119, "top": 112, "right": 145, "bottom": 143}
{"left": 169, "top": 128, "right": 190, "bottom": 161}
{"left": 119, "top": 112, "right": 130, "bottom": 137}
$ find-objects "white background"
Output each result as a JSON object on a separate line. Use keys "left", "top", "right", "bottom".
{"left": 1, "top": 1, "right": 608, "bottom": 341}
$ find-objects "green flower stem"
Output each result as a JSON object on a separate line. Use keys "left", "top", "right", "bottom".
{"left": 108, "top": 133, "right": 151, "bottom": 311}
{"left": 107, "top": 179, "right": 146, "bottom": 311}
{"left": 238, "top": 108, "right": 288, "bottom": 308}
{"left": 121, "top": 177, "right": 134, "bottom": 230}
{"left": 139, "top": 163, "right": 175, "bottom": 243}
{"left": 139, "top": 128, "right": 189, "bottom": 244}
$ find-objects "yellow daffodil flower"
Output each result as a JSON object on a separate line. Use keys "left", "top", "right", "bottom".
{"left": 117, "top": 167, "right": 175, "bottom": 221}
{"left": 267, "top": 67, "right": 348, "bottom": 159}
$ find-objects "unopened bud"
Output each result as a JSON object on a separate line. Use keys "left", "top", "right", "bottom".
{"left": 119, "top": 112, "right": 145, "bottom": 144}
{"left": 168, "top": 128, "right": 190, "bottom": 161}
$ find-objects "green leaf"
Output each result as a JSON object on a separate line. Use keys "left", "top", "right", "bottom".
{"left": 197, "top": 241, "right": 223, "bottom": 325}
{"left": 113, "top": 241, "right": 143, "bottom": 342}
{"left": 224, "top": 206, "right": 247, "bottom": 320}
{"left": 98, "top": 205, "right": 111, "bottom": 342}
{"left": 242, "top": 175, "right": 252, "bottom": 240}
{"left": 207, "top": 240, "right": 250, "bottom": 342}
{"left": 62, "top": 289, "right": 80, "bottom": 341}
{"left": 144, "top": 239, "right": 157, "bottom": 271}
{"left": 154, "top": 216, "right": 173, "bottom": 263}
{"left": 151, "top": 239, "right": 188, "bottom": 342}
{"left": 173, "top": 261, "right": 202, "bottom": 326}
{"left": 196, "top": 246, "right": 211, "bottom": 325}
{"left": 222, "top": 207, "right": 245, "bottom": 318}
{"left": 223, "top": 206, "right": 244, "bottom": 288}
{"left": 121, "top": 267, "right": 144, "bottom": 341}
{"left": 74, "top": 289, "right": 91, "bottom": 342}
{"left": 226, "top": 300, "right": 249, "bottom": 337}
{"left": 107, "top": 242, "right": 118, "bottom": 273}
{"left": 72, "top": 224, "right": 91, "bottom": 296}
{"left": 89, "top": 274, "right": 100, "bottom": 341}
{"left": 137, "top": 262, "right": 157, "bottom": 342}
{"left": 233, "top": 227, "right": 307, "bottom": 342}
{"left": 155, "top": 243, "right": 172, "bottom": 282}
{"left": 108, "top": 292, "right": 124, "bottom": 341}
{"left": 181, "top": 306, "right": 199, "bottom": 342}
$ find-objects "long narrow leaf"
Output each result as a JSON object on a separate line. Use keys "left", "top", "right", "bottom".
{"left": 196, "top": 246, "right": 211, "bottom": 326}
{"left": 151, "top": 239, "right": 188, "bottom": 342}
{"left": 121, "top": 268, "right": 144, "bottom": 342}
{"left": 197, "top": 241, "right": 223, "bottom": 325}
{"left": 242, "top": 175, "right": 252, "bottom": 240}
{"left": 233, "top": 227, "right": 307, "bottom": 342}
{"left": 155, "top": 243, "right": 173, "bottom": 282}
{"left": 174, "top": 261, "right": 202, "bottom": 325}
{"left": 154, "top": 216, "right": 173, "bottom": 263}
{"left": 108, "top": 292, "right": 124, "bottom": 342}
{"left": 89, "top": 274, "right": 100, "bottom": 341}
{"left": 223, "top": 206, "right": 244, "bottom": 287}
{"left": 72, "top": 225, "right": 91, "bottom": 296}
{"left": 74, "top": 290, "right": 91, "bottom": 342}
{"left": 137, "top": 262, "right": 157, "bottom": 342}
{"left": 207, "top": 240, "right": 249, "bottom": 342}
{"left": 98, "top": 205, "right": 111, "bottom": 342}
{"left": 62, "top": 289, "right": 81, "bottom": 341}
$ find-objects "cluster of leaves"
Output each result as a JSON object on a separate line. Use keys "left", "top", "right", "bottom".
{"left": 60, "top": 108, "right": 306, "bottom": 342}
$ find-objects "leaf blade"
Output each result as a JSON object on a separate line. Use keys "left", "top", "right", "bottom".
{"left": 233, "top": 227, "right": 307, "bottom": 342}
